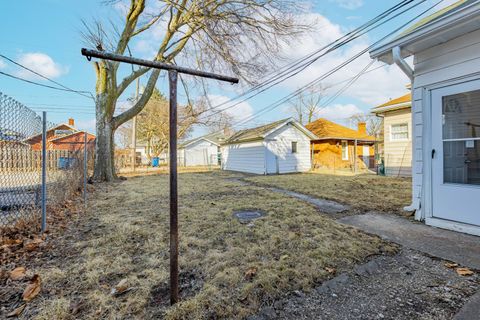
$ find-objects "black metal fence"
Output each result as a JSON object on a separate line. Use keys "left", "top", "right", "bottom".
{"left": 0, "top": 92, "right": 91, "bottom": 229}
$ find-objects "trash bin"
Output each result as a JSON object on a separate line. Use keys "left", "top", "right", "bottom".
{"left": 58, "top": 157, "right": 69, "bottom": 169}
{"left": 152, "top": 157, "right": 160, "bottom": 167}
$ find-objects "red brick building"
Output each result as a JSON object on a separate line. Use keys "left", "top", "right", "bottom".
{"left": 26, "top": 118, "right": 95, "bottom": 151}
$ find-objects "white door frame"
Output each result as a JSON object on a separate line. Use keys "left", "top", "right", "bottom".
{"left": 422, "top": 74, "right": 480, "bottom": 236}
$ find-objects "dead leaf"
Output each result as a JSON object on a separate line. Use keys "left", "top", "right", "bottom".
{"left": 9, "top": 267, "right": 26, "bottom": 281}
{"left": 444, "top": 262, "right": 458, "bottom": 269}
{"left": 245, "top": 267, "right": 257, "bottom": 280}
{"left": 24, "top": 238, "right": 43, "bottom": 252}
{"left": 456, "top": 267, "right": 474, "bottom": 276}
{"left": 110, "top": 278, "right": 131, "bottom": 296}
{"left": 7, "top": 304, "right": 26, "bottom": 318}
{"left": 325, "top": 267, "right": 336, "bottom": 274}
{"left": 23, "top": 274, "right": 41, "bottom": 301}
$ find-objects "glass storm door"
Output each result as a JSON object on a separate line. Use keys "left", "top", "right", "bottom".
{"left": 431, "top": 80, "right": 480, "bottom": 226}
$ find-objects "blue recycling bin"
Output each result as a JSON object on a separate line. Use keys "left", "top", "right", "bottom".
{"left": 58, "top": 157, "right": 69, "bottom": 169}
{"left": 152, "top": 157, "right": 160, "bottom": 167}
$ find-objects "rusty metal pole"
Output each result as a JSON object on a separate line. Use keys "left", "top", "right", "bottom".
{"left": 80, "top": 48, "right": 238, "bottom": 306}
{"left": 168, "top": 70, "right": 179, "bottom": 305}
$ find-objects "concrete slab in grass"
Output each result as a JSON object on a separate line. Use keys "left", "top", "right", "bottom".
{"left": 338, "top": 212, "right": 480, "bottom": 269}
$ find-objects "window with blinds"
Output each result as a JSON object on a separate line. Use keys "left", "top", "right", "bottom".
{"left": 391, "top": 123, "right": 409, "bottom": 141}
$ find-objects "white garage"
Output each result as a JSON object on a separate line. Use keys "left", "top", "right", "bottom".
{"left": 370, "top": 0, "right": 480, "bottom": 236}
{"left": 221, "top": 118, "right": 317, "bottom": 175}
{"left": 179, "top": 132, "right": 224, "bottom": 166}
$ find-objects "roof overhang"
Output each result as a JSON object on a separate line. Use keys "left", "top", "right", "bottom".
{"left": 371, "top": 102, "right": 411, "bottom": 114}
{"left": 370, "top": 1, "right": 480, "bottom": 64}
{"left": 263, "top": 118, "right": 319, "bottom": 141}
{"left": 312, "top": 137, "right": 375, "bottom": 143}
{"left": 180, "top": 137, "right": 220, "bottom": 148}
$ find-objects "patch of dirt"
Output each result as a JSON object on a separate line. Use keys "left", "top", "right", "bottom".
{"left": 251, "top": 249, "right": 480, "bottom": 320}
{"left": 147, "top": 269, "right": 205, "bottom": 318}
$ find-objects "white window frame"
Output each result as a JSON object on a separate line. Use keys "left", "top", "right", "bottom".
{"left": 390, "top": 123, "right": 409, "bottom": 141}
{"left": 341, "top": 140, "right": 348, "bottom": 160}
{"left": 291, "top": 141, "right": 297, "bottom": 154}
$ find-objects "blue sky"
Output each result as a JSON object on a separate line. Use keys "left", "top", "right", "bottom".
{"left": 0, "top": 0, "right": 454, "bottom": 136}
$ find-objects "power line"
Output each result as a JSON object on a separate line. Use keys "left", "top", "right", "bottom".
{"left": 227, "top": 0, "right": 444, "bottom": 130}
{"left": 202, "top": 0, "right": 419, "bottom": 116}
{"left": 0, "top": 53, "right": 94, "bottom": 100}
{"left": 201, "top": 0, "right": 425, "bottom": 119}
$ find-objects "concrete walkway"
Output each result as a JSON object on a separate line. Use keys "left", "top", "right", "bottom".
{"left": 338, "top": 212, "right": 480, "bottom": 269}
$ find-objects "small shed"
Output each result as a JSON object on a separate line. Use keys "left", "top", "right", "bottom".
{"left": 306, "top": 118, "right": 376, "bottom": 172}
{"left": 370, "top": 0, "right": 480, "bottom": 235}
{"left": 178, "top": 132, "right": 225, "bottom": 166}
{"left": 221, "top": 118, "right": 317, "bottom": 174}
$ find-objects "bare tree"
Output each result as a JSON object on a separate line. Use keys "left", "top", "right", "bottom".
{"left": 349, "top": 113, "right": 384, "bottom": 138}
{"left": 289, "top": 85, "right": 324, "bottom": 125}
{"left": 136, "top": 88, "right": 199, "bottom": 160}
{"left": 82, "top": 0, "right": 309, "bottom": 181}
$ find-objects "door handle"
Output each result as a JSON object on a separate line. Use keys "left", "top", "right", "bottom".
{"left": 431, "top": 149, "right": 436, "bottom": 159}
{"left": 465, "top": 159, "right": 472, "bottom": 164}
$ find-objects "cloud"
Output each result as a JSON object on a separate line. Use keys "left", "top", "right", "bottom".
{"left": 15, "top": 53, "right": 68, "bottom": 80}
{"left": 279, "top": 13, "right": 410, "bottom": 107}
{"left": 207, "top": 94, "right": 254, "bottom": 121}
{"left": 317, "top": 103, "right": 362, "bottom": 121}
{"left": 329, "top": 0, "right": 364, "bottom": 10}
{"left": 0, "top": 59, "right": 6, "bottom": 69}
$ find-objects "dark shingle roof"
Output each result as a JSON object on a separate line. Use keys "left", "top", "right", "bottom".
{"left": 224, "top": 119, "right": 289, "bottom": 144}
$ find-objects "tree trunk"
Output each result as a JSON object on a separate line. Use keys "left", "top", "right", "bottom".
{"left": 93, "top": 107, "right": 116, "bottom": 182}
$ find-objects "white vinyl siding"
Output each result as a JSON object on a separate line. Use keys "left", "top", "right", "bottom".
{"left": 265, "top": 124, "right": 311, "bottom": 174}
{"left": 181, "top": 139, "right": 218, "bottom": 166}
{"left": 221, "top": 121, "right": 312, "bottom": 174}
{"left": 221, "top": 141, "right": 266, "bottom": 174}
{"left": 412, "top": 28, "right": 480, "bottom": 219}
{"left": 341, "top": 141, "right": 348, "bottom": 160}
{"left": 383, "top": 108, "right": 412, "bottom": 177}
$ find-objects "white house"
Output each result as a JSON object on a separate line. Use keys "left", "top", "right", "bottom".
{"left": 178, "top": 132, "right": 225, "bottom": 166}
{"left": 221, "top": 118, "right": 318, "bottom": 174}
{"left": 371, "top": 92, "right": 413, "bottom": 177}
{"left": 370, "top": 0, "right": 480, "bottom": 236}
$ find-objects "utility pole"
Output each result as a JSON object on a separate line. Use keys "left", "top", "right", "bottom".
{"left": 131, "top": 78, "right": 139, "bottom": 172}
{"left": 81, "top": 48, "right": 238, "bottom": 305}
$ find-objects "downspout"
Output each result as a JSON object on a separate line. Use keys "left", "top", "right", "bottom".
{"left": 392, "top": 46, "right": 414, "bottom": 81}
{"left": 392, "top": 46, "right": 417, "bottom": 213}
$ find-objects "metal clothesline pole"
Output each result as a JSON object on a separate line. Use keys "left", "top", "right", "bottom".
{"left": 81, "top": 48, "right": 239, "bottom": 305}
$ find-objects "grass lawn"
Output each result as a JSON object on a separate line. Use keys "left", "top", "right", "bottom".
{"left": 27, "top": 170, "right": 397, "bottom": 319}
{"left": 245, "top": 172, "right": 412, "bottom": 214}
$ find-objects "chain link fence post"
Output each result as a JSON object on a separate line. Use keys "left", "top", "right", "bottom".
{"left": 41, "top": 111, "right": 47, "bottom": 232}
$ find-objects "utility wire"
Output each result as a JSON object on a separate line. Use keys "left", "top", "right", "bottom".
{"left": 227, "top": 0, "right": 444, "bottom": 130}
{"left": 203, "top": 0, "right": 418, "bottom": 114}
{"left": 202, "top": 0, "right": 425, "bottom": 119}
{"left": 0, "top": 53, "right": 94, "bottom": 100}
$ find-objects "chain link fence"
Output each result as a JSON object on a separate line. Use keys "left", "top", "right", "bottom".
{"left": 0, "top": 92, "right": 93, "bottom": 229}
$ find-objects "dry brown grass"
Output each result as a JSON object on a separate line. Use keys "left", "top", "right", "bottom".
{"left": 245, "top": 172, "right": 412, "bottom": 214}
{"left": 27, "top": 170, "right": 396, "bottom": 319}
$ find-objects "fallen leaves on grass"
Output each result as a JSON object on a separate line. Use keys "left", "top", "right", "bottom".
{"left": 6, "top": 304, "right": 26, "bottom": 318}
{"left": 9, "top": 267, "right": 26, "bottom": 281}
{"left": 456, "top": 267, "right": 474, "bottom": 276}
{"left": 325, "top": 267, "right": 336, "bottom": 274}
{"left": 444, "top": 262, "right": 458, "bottom": 269}
{"left": 23, "top": 274, "right": 41, "bottom": 301}
{"left": 110, "top": 278, "right": 132, "bottom": 296}
{"left": 24, "top": 238, "right": 44, "bottom": 252}
{"left": 245, "top": 267, "right": 257, "bottom": 281}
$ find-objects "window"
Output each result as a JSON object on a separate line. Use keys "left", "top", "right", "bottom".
{"left": 391, "top": 123, "right": 409, "bottom": 141}
{"left": 291, "top": 141, "right": 297, "bottom": 153}
{"left": 341, "top": 141, "right": 348, "bottom": 160}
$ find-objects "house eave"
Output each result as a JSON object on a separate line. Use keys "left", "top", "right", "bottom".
{"left": 370, "top": 2, "right": 480, "bottom": 64}
{"left": 371, "top": 102, "right": 412, "bottom": 115}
